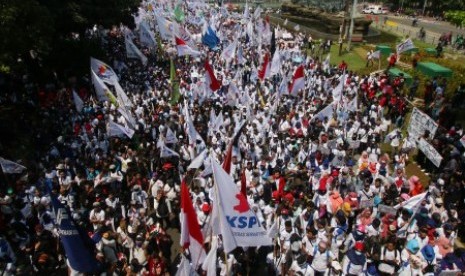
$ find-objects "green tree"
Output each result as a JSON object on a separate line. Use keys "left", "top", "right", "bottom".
{"left": 0, "top": 0, "right": 54, "bottom": 73}
{"left": 0, "top": 0, "right": 141, "bottom": 75}
{"left": 445, "top": 10, "right": 465, "bottom": 27}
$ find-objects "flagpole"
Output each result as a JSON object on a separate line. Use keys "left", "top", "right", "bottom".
{"left": 378, "top": 55, "right": 381, "bottom": 71}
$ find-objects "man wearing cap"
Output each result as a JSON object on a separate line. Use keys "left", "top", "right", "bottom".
{"left": 342, "top": 241, "right": 367, "bottom": 276}
{"left": 89, "top": 202, "right": 105, "bottom": 230}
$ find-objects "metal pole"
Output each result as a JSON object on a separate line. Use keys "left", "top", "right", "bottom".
{"left": 422, "top": 0, "right": 427, "bottom": 16}
{"left": 346, "top": 0, "right": 357, "bottom": 51}
{"left": 339, "top": 0, "right": 350, "bottom": 56}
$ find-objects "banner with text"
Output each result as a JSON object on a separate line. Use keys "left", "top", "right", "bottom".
{"left": 418, "top": 138, "right": 443, "bottom": 167}
{"left": 407, "top": 107, "right": 438, "bottom": 142}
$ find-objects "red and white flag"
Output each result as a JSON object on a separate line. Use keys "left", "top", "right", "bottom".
{"left": 289, "top": 65, "right": 305, "bottom": 96}
{"left": 204, "top": 59, "right": 221, "bottom": 91}
{"left": 258, "top": 52, "right": 271, "bottom": 81}
{"left": 175, "top": 36, "right": 201, "bottom": 57}
{"left": 210, "top": 158, "right": 272, "bottom": 253}
{"left": 180, "top": 179, "right": 206, "bottom": 267}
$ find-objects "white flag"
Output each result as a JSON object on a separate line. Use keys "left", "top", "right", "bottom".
{"left": 184, "top": 105, "right": 205, "bottom": 147}
{"left": 72, "top": 90, "right": 84, "bottom": 112}
{"left": 253, "top": 6, "right": 262, "bottom": 19}
{"left": 284, "top": 19, "right": 288, "bottom": 26}
{"left": 384, "top": 128, "right": 401, "bottom": 143}
{"left": 267, "top": 219, "right": 278, "bottom": 238}
{"left": 90, "top": 57, "right": 118, "bottom": 85}
{"left": 165, "top": 127, "right": 178, "bottom": 144}
{"left": 125, "top": 37, "right": 148, "bottom": 65}
{"left": 332, "top": 71, "right": 345, "bottom": 100}
{"left": 347, "top": 93, "right": 358, "bottom": 112}
{"left": 160, "top": 144, "right": 180, "bottom": 158}
{"left": 107, "top": 121, "right": 135, "bottom": 138}
{"left": 270, "top": 49, "right": 281, "bottom": 76}
{"left": 294, "top": 24, "right": 300, "bottom": 32}
{"left": 394, "top": 192, "right": 427, "bottom": 210}
{"left": 220, "top": 40, "right": 237, "bottom": 62}
{"left": 371, "top": 50, "right": 381, "bottom": 60}
{"left": 311, "top": 104, "right": 334, "bottom": 122}
{"left": 237, "top": 45, "right": 246, "bottom": 65}
{"left": 139, "top": 21, "right": 157, "bottom": 48}
{"left": 0, "top": 157, "right": 26, "bottom": 174}
{"left": 278, "top": 76, "right": 289, "bottom": 98}
{"left": 188, "top": 150, "right": 207, "bottom": 170}
{"left": 323, "top": 54, "right": 331, "bottom": 72}
{"left": 114, "top": 82, "right": 133, "bottom": 107}
{"left": 156, "top": 15, "right": 174, "bottom": 40}
{"left": 118, "top": 106, "right": 136, "bottom": 129}
{"left": 201, "top": 236, "right": 218, "bottom": 276}
{"left": 211, "top": 159, "right": 272, "bottom": 253}
{"left": 396, "top": 38, "right": 415, "bottom": 54}
{"left": 91, "top": 70, "right": 113, "bottom": 102}
{"left": 175, "top": 255, "right": 196, "bottom": 276}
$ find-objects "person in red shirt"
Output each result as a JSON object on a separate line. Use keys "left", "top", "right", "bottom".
{"left": 409, "top": 176, "right": 424, "bottom": 196}
{"left": 338, "top": 60, "right": 348, "bottom": 70}
{"left": 387, "top": 53, "right": 397, "bottom": 70}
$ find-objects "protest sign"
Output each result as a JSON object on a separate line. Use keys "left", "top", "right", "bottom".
{"left": 378, "top": 204, "right": 397, "bottom": 216}
{"left": 359, "top": 199, "right": 373, "bottom": 209}
{"left": 418, "top": 138, "right": 443, "bottom": 167}
{"left": 407, "top": 108, "right": 438, "bottom": 141}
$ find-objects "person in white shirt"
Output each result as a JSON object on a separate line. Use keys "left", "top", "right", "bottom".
{"left": 309, "top": 241, "right": 334, "bottom": 276}
{"left": 378, "top": 239, "right": 401, "bottom": 275}
{"left": 89, "top": 202, "right": 105, "bottom": 230}
{"left": 302, "top": 227, "right": 319, "bottom": 257}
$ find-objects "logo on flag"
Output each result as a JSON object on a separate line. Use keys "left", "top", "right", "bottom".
{"left": 233, "top": 193, "right": 249, "bottom": 213}
{"left": 210, "top": 159, "right": 272, "bottom": 252}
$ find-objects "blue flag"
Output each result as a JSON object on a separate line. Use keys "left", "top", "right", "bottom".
{"left": 202, "top": 26, "right": 220, "bottom": 50}
{"left": 47, "top": 180, "right": 101, "bottom": 273}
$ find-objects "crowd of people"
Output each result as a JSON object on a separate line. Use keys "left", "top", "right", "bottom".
{"left": 1, "top": 1, "right": 465, "bottom": 275}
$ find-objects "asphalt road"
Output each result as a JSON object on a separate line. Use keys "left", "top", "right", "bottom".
{"left": 383, "top": 14, "right": 465, "bottom": 36}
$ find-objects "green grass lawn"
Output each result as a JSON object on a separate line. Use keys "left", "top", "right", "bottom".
{"left": 328, "top": 45, "right": 367, "bottom": 72}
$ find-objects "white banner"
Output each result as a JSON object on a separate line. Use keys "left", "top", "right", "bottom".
{"left": 396, "top": 38, "right": 415, "bottom": 54}
{"left": 407, "top": 107, "right": 438, "bottom": 141}
{"left": 418, "top": 138, "right": 442, "bottom": 167}
{"left": 0, "top": 157, "right": 26, "bottom": 174}
{"left": 107, "top": 121, "right": 135, "bottom": 139}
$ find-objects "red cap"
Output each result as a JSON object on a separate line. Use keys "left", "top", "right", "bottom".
{"left": 354, "top": 241, "right": 364, "bottom": 251}
{"left": 201, "top": 202, "right": 211, "bottom": 213}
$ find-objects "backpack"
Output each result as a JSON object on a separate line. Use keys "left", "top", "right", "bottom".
{"left": 424, "top": 260, "right": 435, "bottom": 273}
{"left": 312, "top": 246, "right": 330, "bottom": 265}
{"left": 157, "top": 198, "right": 169, "bottom": 218}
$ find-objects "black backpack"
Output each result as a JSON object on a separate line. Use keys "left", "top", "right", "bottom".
{"left": 157, "top": 198, "right": 169, "bottom": 218}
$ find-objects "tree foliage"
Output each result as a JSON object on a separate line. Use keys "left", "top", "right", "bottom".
{"left": 383, "top": 0, "right": 465, "bottom": 15}
{"left": 0, "top": 0, "right": 140, "bottom": 76}
{"left": 445, "top": 10, "right": 465, "bottom": 27}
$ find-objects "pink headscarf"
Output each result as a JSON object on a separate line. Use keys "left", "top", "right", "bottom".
{"left": 357, "top": 208, "right": 373, "bottom": 226}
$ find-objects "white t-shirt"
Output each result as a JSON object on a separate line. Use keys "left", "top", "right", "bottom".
{"left": 311, "top": 248, "right": 334, "bottom": 272}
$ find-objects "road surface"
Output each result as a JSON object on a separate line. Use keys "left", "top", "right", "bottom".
{"left": 385, "top": 14, "right": 465, "bottom": 37}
